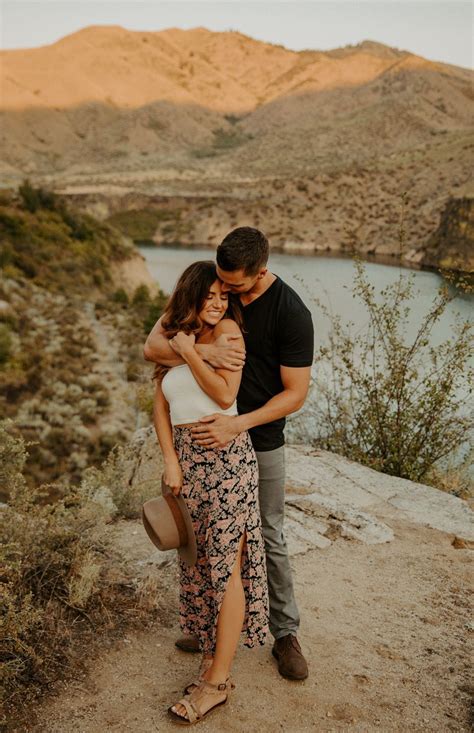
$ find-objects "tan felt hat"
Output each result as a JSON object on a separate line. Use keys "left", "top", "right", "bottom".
{"left": 142, "top": 476, "right": 197, "bottom": 566}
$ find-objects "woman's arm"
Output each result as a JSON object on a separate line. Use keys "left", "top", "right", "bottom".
{"left": 173, "top": 319, "right": 244, "bottom": 409}
{"left": 153, "top": 380, "right": 182, "bottom": 495}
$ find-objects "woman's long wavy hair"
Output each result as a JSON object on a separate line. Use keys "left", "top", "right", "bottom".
{"left": 153, "top": 260, "right": 243, "bottom": 381}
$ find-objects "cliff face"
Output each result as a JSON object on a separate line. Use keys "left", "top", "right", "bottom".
{"left": 419, "top": 196, "right": 474, "bottom": 273}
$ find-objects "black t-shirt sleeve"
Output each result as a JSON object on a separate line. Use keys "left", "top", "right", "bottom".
{"left": 278, "top": 304, "right": 314, "bottom": 367}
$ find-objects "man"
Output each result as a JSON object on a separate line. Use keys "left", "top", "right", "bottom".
{"left": 143, "top": 227, "right": 314, "bottom": 680}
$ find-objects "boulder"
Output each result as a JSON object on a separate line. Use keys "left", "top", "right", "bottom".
{"left": 285, "top": 446, "right": 474, "bottom": 546}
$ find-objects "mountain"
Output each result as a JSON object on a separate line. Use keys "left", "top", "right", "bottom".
{"left": 1, "top": 26, "right": 473, "bottom": 269}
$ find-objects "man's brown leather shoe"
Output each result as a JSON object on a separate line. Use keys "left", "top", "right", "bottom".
{"left": 272, "top": 634, "right": 309, "bottom": 680}
{"left": 174, "top": 635, "right": 200, "bottom": 653}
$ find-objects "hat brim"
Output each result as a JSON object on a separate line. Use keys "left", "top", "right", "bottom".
{"left": 162, "top": 479, "right": 197, "bottom": 567}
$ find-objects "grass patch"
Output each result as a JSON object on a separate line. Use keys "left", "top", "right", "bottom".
{"left": 106, "top": 207, "right": 182, "bottom": 245}
{"left": 191, "top": 127, "right": 253, "bottom": 158}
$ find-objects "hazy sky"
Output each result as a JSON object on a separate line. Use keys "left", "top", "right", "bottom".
{"left": 1, "top": 1, "right": 473, "bottom": 69}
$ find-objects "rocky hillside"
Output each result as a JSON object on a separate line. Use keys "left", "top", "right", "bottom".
{"left": 1, "top": 27, "right": 471, "bottom": 179}
{"left": 0, "top": 186, "right": 163, "bottom": 490}
{"left": 1, "top": 26, "right": 473, "bottom": 269}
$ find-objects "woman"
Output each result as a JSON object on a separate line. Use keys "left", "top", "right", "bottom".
{"left": 152, "top": 261, "right": 268, "bottom": 725}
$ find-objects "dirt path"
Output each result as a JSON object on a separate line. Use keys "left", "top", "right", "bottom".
{"left": 28, "top": 517, "right": 472, "bottom": 733}
{"left": 82, "top": 302, "right": 139, "bottom": 435}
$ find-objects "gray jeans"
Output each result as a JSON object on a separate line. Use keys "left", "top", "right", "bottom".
{"left": 255, "top": 446, "right": 300, "bottom": 640}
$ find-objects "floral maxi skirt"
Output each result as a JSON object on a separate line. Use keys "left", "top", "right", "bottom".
{"left": 173, "top": 426, "right": 269, "bottom": 656}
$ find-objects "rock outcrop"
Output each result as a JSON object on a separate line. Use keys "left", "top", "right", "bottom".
{"left": 416, "top": 195, "right": 474, "bottom": 273}
{"left": 124, "top": 427, "right": 474, "bottom": 553}
{"left": 109, "top": 251, "right": 158, "bottom": 296}
{"left": 285, "top": 445, "right": 474, "bottom": 549}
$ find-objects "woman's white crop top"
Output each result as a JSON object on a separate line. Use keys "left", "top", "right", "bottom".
{"left": 161, "top": 364, "right": 238, "bottom": 425}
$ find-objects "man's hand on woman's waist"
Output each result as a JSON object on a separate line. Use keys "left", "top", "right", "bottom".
{"left": 191, "top": 413, "right": 244, "bottom": 448}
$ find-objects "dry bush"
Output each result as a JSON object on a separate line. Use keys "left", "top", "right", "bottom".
{"left": 0, "top": 272, "right": 163, "bottom": 489}
{"left": 79, "top": 432, "right": 162, "bottom": 520}
{"left": 0, "top": 421, "right": 161, "bottom": 728}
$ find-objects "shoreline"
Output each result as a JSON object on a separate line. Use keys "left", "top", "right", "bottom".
{"left": 138, "top": 241, "right": 474, "bottom": 281}
{"left": 2, "top": 181, "right": 472, "bottom": 278}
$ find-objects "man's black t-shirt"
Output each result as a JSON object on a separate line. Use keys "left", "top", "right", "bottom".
{"left": 237, "top": 275, "right": 314, "bottom": 452}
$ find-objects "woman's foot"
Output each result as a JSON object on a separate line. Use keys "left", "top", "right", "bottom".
{"left": 183, "top": 656, "right": 213, "bottom": 695}
{"left": 169, "top": 678, "right": 231, "bottom": 724}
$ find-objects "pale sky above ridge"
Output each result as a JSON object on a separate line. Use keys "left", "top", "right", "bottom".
{"left": 1, "top": 1, "right": 473, "bottom": 70}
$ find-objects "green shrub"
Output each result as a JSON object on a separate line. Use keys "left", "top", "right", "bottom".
{"left": 212, "top": 127, "right": 252, "bottom": 150}
{"left": 80, "top": 438, "right": 162, "bottom": 519}
{"left": 0, "top": 241, "right": 13, "bottom": 268}
{"left": 309, "top": 253, "right": 473, "bottom": 485}
{"left": 0, "top": 421, "right": 109, "bottom": 715}
{"left": 18, "top": 179, "right": 40, "bottom": 212}
{"left": 224, "top": 114, "right": 242, "bottom": 125}
{"left": 143, "top": 289, "right": 168, "bottom": 334}
{"left": 111, "top": 288, "right": 129, "bottom": 306}
{"left": 18, "top": 179, "right": 58, "bottom": 213}
{"left": 0, "top": 324, "right": 12, "bottom": 364}
{"left": 0, "top": 184, "right": 133, "bottom": 293}
{"left": 132, "top": 284, "right": 151, "bottom": 307}
{"left": 106, "top": 208, "right": 180, "bottom": 245}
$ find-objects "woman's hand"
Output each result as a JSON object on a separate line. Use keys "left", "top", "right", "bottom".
{"left": 170, "top": 331, "right": 196, "bottom": 357}
{"left": 164, "top": 460, "right": 183, "bottom": 496}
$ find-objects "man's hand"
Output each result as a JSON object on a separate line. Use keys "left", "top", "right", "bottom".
{"left": 190, "top": 414, "right": 241, "bottom": 448}
{"left": 199, "top": 334, "right": 245, "bottom": 371}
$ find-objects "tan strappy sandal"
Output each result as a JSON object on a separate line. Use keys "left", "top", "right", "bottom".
{"left": 183, "top": 658, "right": 235, "bottom": 695}
{"left": 168, "top": 678, "right": 232, "bottom": 726}
{"left": 183, "top": 657, "right": 212, "bottom": 695}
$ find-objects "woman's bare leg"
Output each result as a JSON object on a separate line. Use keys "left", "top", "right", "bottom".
{"left": 172, "top": 533, "right": 246, "bottom": 719}
{"left": 204, "top": 532, "right": 246, "bottom": 684}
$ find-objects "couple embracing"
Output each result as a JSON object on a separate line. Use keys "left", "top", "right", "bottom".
{"left": 144, "top": 226, "right": 314, "bottom": 725}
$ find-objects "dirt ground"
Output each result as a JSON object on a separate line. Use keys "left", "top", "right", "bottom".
{"left": 25, "top": 515, "right": 472, "bottom": 733}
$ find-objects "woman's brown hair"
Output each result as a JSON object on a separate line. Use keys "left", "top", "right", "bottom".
{"left": 153, "top": 260, "right": 243, "bottom": 381}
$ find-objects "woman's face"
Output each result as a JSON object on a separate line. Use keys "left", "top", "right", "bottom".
{"left": 199, "top": 279, "right": 228, "bottom": 326}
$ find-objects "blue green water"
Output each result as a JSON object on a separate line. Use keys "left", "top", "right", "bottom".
{"left": 139, "top": 246, "right": 473, "bottom": 350}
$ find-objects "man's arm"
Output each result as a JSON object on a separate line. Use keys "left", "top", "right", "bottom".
{"left": 143, "top": 316, "right": 246, "bottom": 370}
{"left": 236, "top": 365, "right": 311, "bottom": 432}
{"left": 191, "top": 364, "right": 312, "bottom": 447}
{"left": 171, "top": 320, "right": 244, "bottom": 409}
{"left": 143, "top": 316, "right": 183, "bottom": 367}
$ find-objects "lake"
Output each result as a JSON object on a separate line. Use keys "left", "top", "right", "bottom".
{"left": 139, "top": 246, "right": 474, "bottom": 350}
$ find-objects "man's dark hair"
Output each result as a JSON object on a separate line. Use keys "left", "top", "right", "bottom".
{"left": 216, "top": 227, "right": 269, "bottom": 276}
